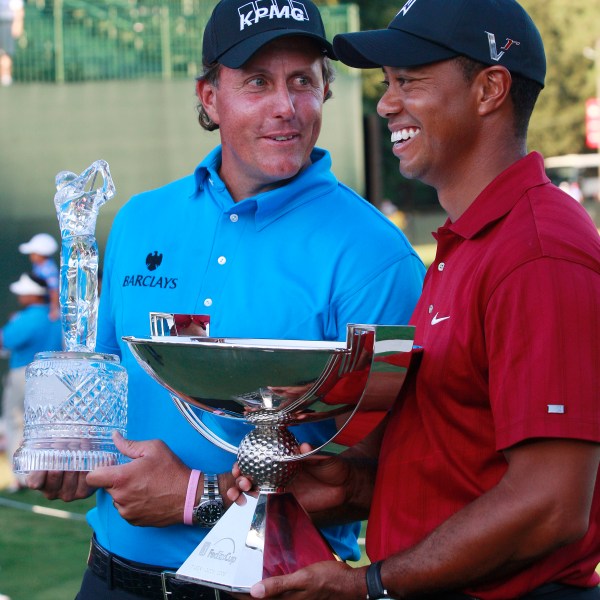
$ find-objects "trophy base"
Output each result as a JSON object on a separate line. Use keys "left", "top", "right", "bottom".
{"left": 14, "top": 349, "right": 128, "bottom": 473}
{"left": 13, "top": 438, "right": 125, "bottom": 473}
{"left": 176, "top": 491, "right": 337, "bottom": 593}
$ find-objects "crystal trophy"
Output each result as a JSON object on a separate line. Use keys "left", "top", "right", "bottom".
{"left": 13, "top": 160, "right": 127, "bottom": 473}
{"left": 125, "top": 316, "right": 416, "bottom": 592}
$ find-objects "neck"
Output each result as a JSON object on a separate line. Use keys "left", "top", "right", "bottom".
{"left": 438, "top": 144, "right": 526, "bottom": 223}
{"left": 220, "top": 169, "right": 296, "bottom": 203}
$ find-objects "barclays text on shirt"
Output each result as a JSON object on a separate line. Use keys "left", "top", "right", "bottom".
{"left": 122, "top": 275, "right": 178, "bottom": 289}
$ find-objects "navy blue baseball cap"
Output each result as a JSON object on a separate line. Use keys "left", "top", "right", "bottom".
{"left": 333, "top": 0, "right": 546, "bottom": 87}
{"left": 203, "top": 0, "right": 336, "bottom": 68}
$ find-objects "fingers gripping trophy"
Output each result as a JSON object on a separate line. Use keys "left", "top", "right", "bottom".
{"left": 14, "top": 160, "right": 127, "bottom": 473}
{"left": 126, "top": 316, "right": 416, "bottom": 592}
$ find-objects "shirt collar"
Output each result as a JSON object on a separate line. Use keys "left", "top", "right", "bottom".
{"left": 193, "top": 145, "right": 223, "bottom": 196}
{"left": 192, "top": 146, "right": 336, "bottom": 230}
{"left": 444, "top": 152, "right": 550, "bottom": 240}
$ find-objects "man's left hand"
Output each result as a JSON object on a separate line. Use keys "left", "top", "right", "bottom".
{"left": 245, "top": 560, "right": 366, "bottom": 600}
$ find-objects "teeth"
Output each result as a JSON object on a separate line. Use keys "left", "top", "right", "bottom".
{"left": 273, "top": 136, "right": 294, "bottom": 141}
{"left": 391, "top": 128, "right": 420, "bottom": 143}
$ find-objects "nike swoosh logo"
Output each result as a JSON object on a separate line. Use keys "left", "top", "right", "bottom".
{"left": 431, "top": 313, "right": 450, "bottom": 326}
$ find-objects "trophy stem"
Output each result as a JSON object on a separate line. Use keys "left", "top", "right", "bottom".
{"left": 175, "top": 490, "right": 336, "bottom": 592}
{"left": 262, "top": 492, "right": 335, "bottom": 578}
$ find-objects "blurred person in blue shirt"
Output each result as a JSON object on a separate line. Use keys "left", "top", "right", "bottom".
{"left": 18, "top": 233, "right": 60, "bottom": 321}
{"left": 0, "top": 273, "right": 62, "bottom": 489}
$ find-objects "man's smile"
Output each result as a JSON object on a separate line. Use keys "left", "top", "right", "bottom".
{"left": 391, "top": 128, "right": 420, "bottom": 145}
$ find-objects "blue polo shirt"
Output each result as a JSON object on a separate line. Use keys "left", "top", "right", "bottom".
{"left": 1, "top": 304, "right": 63, "bottom": 368}
{"left": 93, "top": 146, "right": 425, "bottom": 567}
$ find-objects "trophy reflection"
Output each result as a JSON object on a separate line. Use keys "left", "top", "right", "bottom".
{"left": 125, "top": 315, "right": 415, "bottom": 592}
{"left": 13, "top": 160, "right": 127, "bottom": 473}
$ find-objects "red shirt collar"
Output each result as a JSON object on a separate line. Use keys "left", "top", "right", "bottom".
{"left": 439, "top": 152, "right": 550, "bottom": 241}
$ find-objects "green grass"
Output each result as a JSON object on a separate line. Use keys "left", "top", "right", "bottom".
{"left": 0, "top": 489, "right": 95, "bottom": 600}
{"left": 0, "top": 490, "right": 370, "bottom": 599}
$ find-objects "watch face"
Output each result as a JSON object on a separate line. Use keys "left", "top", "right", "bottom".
{"left": 197, "top": 500, "right": 224, "bottom": 526}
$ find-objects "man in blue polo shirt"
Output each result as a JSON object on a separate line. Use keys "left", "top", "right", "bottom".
{"left": 28, "top": 1, "right": 425, "bottom": 598}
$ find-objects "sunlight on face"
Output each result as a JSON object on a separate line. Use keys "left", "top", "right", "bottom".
{"left": 202, "top": 38, "right": 328, "bottom": 201}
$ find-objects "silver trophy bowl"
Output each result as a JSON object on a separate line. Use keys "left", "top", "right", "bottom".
{"left": 124, "top": 314, "right": 416, "bottom": 591}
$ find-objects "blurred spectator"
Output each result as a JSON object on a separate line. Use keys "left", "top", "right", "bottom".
{"left": 19, "top": 233, "right": 60, "bottom": 321}
{"left": 569, "top": 181, "right": 584, "bottom": 203}
{"left": 559, "top": 180, "right": 584, "bottom": 203}
{"left": 0, "top": 273, "right": 62, "bottom": 490}
{"left": 0, "top": 0, "right": 24, "bottom": 87}
{"left": 380, "top": 198, "right": 408, "bottom": 230}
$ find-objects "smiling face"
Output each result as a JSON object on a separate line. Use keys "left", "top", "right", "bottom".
{"left": 377, "top": 59, "right": 482, "bottom": 193}
{"left": 197, "top": 37, "right": 329, "bottom": 202}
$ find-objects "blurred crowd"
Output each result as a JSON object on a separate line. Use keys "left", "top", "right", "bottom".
{"left": 0, "top": 233, "right": 62, "bottom": 491}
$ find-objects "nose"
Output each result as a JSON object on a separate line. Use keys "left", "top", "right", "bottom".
{"left": 377, "top": 87, "right": 400, "bottom": 119}
{"left": 273, "top": 84, "right": 296, "bottom": 119}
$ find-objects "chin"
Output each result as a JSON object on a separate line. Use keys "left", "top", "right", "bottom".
{"left": 270, "top": 162, "right": 306, "bottom": 181}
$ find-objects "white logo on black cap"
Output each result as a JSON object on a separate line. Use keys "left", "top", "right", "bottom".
{"left": 238, "top": 0, "right": 309, "bottom": 32}
{"left": 396, "top": 0, "right": 418, "bottom": 17}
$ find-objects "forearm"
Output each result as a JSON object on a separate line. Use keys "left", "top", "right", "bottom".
{"left": 378, "top": 440, "right": 599, "bottom": 598}
{"left": 49, "top": 289, "right": 59, "bottom": 310}
{"left": 12, "top": 8, "right": 24, "bottom": 38}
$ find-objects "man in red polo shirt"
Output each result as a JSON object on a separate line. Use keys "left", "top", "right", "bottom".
{"left": 229, "top": 0, "right": 600, "bottom": 598}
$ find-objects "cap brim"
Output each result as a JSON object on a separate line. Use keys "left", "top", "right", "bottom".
{"left": 219, "top": 30, "right": 336, "bottom": 68}
{"left": 18, "top": 243, "right": 32, "bottom": 254}
{"left": 9, "top": 282, "right": 46, "bottom": 296}
{"left": 333, "top": 28, "right": 457, "bottom": 69}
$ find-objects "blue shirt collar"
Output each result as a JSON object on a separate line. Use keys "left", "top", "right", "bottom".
{"left": 192, "top": 146, "right": 337, "bottom": 230}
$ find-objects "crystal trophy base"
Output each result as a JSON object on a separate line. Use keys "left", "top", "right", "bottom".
{"left": 13, "top": 351, "right": 128, "bottom": 473}
{"left": 176, "top": 491, "right": 336, "bottom": 593}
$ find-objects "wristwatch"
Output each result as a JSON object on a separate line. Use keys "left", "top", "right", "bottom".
{"left": 366, "top": 560, "right": 393, "bottom": 599}
{"left": 192, "top": 474, "right": 225, "bottom": 527}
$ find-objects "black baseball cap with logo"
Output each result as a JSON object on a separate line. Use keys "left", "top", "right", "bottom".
{"left": 203, "top": 0, "right": 336, "bottom": 68}
{"left": 333, "top": 0, "right": 546, "bottom": 87}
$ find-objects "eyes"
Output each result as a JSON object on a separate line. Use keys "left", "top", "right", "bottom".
{"left": 381, "top": 76, "right": 414, "bottom": 89}
{"left": 248, "top": 76, "right": 268, "bottom": 88}
{"left": 247, "top": 75, "right": 314, "bottom": 89}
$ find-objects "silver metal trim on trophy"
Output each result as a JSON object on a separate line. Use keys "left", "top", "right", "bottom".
{"left": 125, "top": 315, "right": 416, "bottom": 592}
{"left": 13, "top": 160, "right": 128, "bottom": 473}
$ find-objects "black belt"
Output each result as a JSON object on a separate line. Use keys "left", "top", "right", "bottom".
{"left": 88, "top": 537, "right": 235, "bottom": 600}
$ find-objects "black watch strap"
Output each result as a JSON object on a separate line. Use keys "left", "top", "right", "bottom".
{"left": 366, "top": 560, "right": 390, "bottom": 599}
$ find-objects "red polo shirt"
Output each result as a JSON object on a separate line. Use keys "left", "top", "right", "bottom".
{"left": 367, "top": 153, "right": 600, "bottom": 599}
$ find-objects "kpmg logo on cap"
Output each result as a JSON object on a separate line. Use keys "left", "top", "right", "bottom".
{"left": 239, "top": 0, "right": 309, "bottom": 31}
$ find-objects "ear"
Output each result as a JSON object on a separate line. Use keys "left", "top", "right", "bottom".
{"left": 196, "top": 79, "right": 220, "bottom": 125}
{"left": 475, "top": 66, "right": 512, "bottom": 117}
